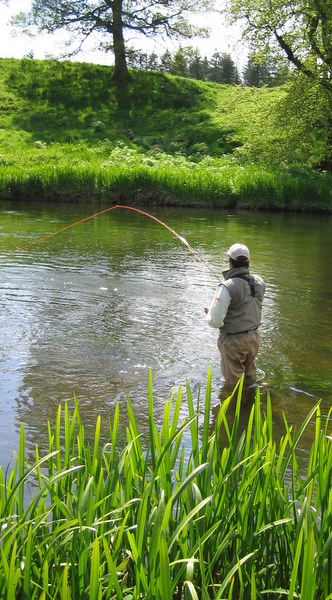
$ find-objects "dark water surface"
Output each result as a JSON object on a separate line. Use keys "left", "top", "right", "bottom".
{"left": 0, "top": 203, "right": 331, "bottom": 468}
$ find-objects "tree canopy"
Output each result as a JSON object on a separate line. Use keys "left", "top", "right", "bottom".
{"left": 127, "top": 46, "right": 241, "bottom": 84}
{"left": 13, "top": 0, "right": 212, "bottom": 82}
{"left": 224, "top": 0, "right": 332, "bottom": 93}
{"left": 243, "top": 53, "right": 289, "bottom": 87}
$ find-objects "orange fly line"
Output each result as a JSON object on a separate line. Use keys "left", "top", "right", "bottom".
{"left": 6, "top": 204, "right": 219, "bottom": 280}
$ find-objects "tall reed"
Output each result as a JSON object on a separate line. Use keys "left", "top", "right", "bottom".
{"left": 0, "top": 368, "right": 331, "bottom": 598}
{"left": 0, "top": 144, "right": 331, "bottom": 210}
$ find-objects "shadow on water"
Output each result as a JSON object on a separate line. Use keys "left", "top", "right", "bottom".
{"left": 210, "top": 381, "right": 257, "bottom": 446}
{"left": 209, "top": 374, "right": 323, "bottom": 479}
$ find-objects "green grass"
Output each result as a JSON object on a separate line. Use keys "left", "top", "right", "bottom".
{"left": 1, "top": 369, "right": 331, "bottom": 598}
{"left": 0, "top": 141, "right": 330, "bottom": 210}
{"left": 0, "top": 58, "right": 331, "bottom": 211}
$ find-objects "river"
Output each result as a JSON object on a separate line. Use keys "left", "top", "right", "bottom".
{"left": 0, "top": 203, "right": 331, "bottom": 469}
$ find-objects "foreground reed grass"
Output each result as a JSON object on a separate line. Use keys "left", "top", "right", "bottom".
{"left": 1, "top": 369, "right": 331, "bottom": 598}
{"left": 0, "top": 143, "right": 331, "bottom": 211}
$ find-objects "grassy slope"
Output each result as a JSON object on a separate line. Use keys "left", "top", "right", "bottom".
{"left": 0, "top": 58, "right": 232, "bottom": 152}
{"left": 0, "top": 58, "right": 331, "bottom": 210}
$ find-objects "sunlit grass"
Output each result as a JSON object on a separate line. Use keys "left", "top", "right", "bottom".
{"left": 0, "top": 369, "right": 331, "bottom": 598}
{"left": 0, "top": 142, "right": 330, "bottom": 210}
{"left": 0, "top": 58, "right": 331, "bottom": 211}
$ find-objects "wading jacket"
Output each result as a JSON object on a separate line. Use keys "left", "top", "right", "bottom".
{"left": 206, "top": 266, "right": 265, "bottom": 338}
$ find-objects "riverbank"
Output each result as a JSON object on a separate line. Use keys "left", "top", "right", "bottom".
{"left": 0, "top": 58, "right": 331, "bottom": 211}
{"left": 1, "top": 141, "right": 331, "bottom": 211}
{"left": 1, "top": 372, "right": 331, "bottom": 598}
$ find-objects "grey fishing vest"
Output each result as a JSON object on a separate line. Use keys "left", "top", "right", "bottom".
{"left": 219, "top": 267, "right": 265, "bottom": 335}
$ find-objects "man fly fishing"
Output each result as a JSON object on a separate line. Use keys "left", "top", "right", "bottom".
{"left": 205, "top": 243, "right": 265, "bottom": 387}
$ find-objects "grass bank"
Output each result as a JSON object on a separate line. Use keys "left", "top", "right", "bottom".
{"left": 0, "top": 58, "right": 331, "bottom": 211}
{"left": 1, "top": 370, "right": 331, "bottom": 598}
{"left": 1, "top": 141, "right": 330, "bottom": 210}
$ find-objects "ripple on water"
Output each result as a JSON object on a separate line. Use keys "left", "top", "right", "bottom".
{"left": 0, "top": 206, "right": 331, "bottom": 471}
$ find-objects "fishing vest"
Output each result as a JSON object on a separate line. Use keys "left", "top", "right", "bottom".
{"left": 219, "top": 267, "right": 265, "bottom": 335}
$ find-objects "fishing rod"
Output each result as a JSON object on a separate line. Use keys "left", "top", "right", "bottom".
{"left": 6, "top": 204, "right": 221, "bottom": 282}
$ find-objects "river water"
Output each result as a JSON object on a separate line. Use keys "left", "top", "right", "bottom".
{"left": 0, "top": 203, "right": 331, "bottom": 469}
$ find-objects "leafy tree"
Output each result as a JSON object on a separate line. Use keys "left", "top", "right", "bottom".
{"left": 224, "top": 0, "right": 332, "bottom": 93}
{"left": 243, "top": 52, "right": 289, "bottom": 87}
{"left": 12, "top": 0, "right": 212, "bottom": 83}
{"left": 126, "top": 50, "right": 159, "bottom": 72}
{"left": 202, "top": 56, "right": 210, "bottom": 80}
{"left": 160, "top": 50, "right": 173, "bottom": 73}
{"left": 243, "top": 55, "right": 268, "bottom": 87}
{"left": 218, "top": 80, "right": 329, "bottom": 167}
{"left": 126, "top": 50, "right": 149, "bottom": 70}
{"left": 170, "top": 47, "right": 189, "bottom": 77}
{"left": 187, "top": 48, "right": 206, "bottom": 80}
{"left": 127, "top": 46, "right": 242, "bottom": 84}
{"left": 208, "top": 52, "right": 223, "bottom": 83}
{"left": 147, "top": 53, "right": 159, "bottom": 72}
{"left": 218, "top": 52, "right": 240, "bottom": 84}
{"left": 208, "top": 52, "right": 239, "bottom": 84}
{"left": 225, "top": 0, "right": 332, "bottom": 167}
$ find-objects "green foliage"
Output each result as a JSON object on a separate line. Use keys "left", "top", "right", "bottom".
{"left": 216, "top": 79, "right": 330, "bottom": 168}
{"left": 0, "top": 141, "right": 330, "bottom": 209}
{"left": 141, "top": 47, "right": 242, "bottom": 85}
{"left": 0, "top": 370, "right": 332, "bottom": 598}
{"left": 0, "top": 58, "right": 331, "bottom": 209}
{"left": 224, "top": 0, "right": 332, "bottom": 93}
{"left": 14, "top": 0, "right": 213, "bottom": 82}
{"left": 225, "top": 0, "right": 332, "bottom": 166}
{"left": 243, "top": 52, "right": 290, "bottom": 87}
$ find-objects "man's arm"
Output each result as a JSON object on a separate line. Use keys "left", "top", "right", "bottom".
{"left": 204, "top": 285, "right": 231, "bottom": 329}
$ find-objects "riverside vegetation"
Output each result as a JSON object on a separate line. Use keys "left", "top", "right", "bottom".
{"left": 0, "top": 370, "right": 331, "bottom": 598}
{"left": 1, "top": 58, "right": 332, "bottom": 599}
{"left": 0, "top": 58, "right": 331, "bottom": 211}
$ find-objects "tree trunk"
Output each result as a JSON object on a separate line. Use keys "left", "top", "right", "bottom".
{"left": 112, "top": 0, "right": 132, "bottom": 83}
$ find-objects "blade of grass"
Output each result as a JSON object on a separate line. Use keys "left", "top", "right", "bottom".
{"left": 159, "top": 531, "right": 172, "bottom": 600}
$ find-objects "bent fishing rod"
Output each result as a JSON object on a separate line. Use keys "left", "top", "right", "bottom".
{"left": 6, "top": 204, "right": 221, "bottom": 282}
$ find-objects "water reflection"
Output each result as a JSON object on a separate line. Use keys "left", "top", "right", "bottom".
{"left": 210, "top": 384, "right": 257, "bottom": 447}
{"left": 210, "top": 378, "right": 320, "bottom": 478}
{"left": 0, "top": 204, "right": 331, "bottom": 468}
